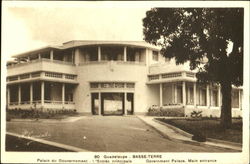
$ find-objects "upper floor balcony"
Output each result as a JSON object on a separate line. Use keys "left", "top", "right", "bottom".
{"left": 149, "top": 62, "right": 192, "bottom": 75}
{"left": 147, "top": 71, "right": 197, "bottom": 84}
{"left": 75, "top": 45, "right": 147, "bottom": 66}
{"left": 147, "top": 62, "right": 197, "bottom": 83}
{"left": 7, "top": 58, "right": 77, "bottom": 77}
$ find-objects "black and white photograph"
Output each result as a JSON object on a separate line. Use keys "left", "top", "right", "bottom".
{"left": 1, "top": 1, "right": 249, "bottom": 164}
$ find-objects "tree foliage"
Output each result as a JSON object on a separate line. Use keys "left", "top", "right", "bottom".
{"left": 143, "top": 8, "right": 243, "bottom": 86}
{"left": 143, "top": 8, "right": 243, "bottom": 128}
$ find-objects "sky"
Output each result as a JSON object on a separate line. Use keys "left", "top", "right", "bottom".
{"left": 2, "top": 2, "right": 150, "bottom": 60}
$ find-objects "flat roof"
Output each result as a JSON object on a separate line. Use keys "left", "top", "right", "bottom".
{"left": 12, "top": 40, "right": 160, "bottom": 58}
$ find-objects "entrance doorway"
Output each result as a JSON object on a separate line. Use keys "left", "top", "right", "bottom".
{"left": 91, "top": 92, "right": 134, "bottom": 115}
{"left": 102, "top": 93, "right": 123, "bottom": 115}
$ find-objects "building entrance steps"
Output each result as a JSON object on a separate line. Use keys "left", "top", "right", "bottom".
{"left": 137, "top": 116, "right": 242, "bottom": 151}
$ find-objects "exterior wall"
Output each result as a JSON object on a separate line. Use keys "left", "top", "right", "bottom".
{"left": 74, "top": 61, "right": 148, "bottom": 114}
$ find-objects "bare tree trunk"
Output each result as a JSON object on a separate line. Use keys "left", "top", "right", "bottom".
{"left": 220, "top": 82, "right": 232, "bottom": 129}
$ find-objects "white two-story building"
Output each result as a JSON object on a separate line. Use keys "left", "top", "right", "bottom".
{"left": 6, "top": 40, "right": 243, "bottom": 117}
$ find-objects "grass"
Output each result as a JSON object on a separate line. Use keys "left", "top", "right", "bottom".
{"left": 6, "top": 134, "right": 72, "bottom": 152}
{"left": 156, "top": 118, "right": 242, "bottom": 143}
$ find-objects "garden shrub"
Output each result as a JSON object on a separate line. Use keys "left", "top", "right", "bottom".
{"left": 147, "top": 106, "right": 184, "bottom": 117}
{"left": 190, "top": 110, "right": 202, "bottom": 118}
{"left": 6, "top": 108, "right": 78, "bottom": 119}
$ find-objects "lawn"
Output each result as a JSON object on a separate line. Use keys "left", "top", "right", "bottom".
{"left": 6, "top": 134, "right": 72, "bottom": 152}
{"left": 156, "top": 118, "right": 242, "bottom": 143}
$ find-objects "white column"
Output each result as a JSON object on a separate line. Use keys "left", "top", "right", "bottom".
{"left": 206, "top": 84, "right": 210, "bottom": 107}
{"left": 74, "top": 48, "right": 80, "bottom": 65}
{"left": 174, "top": 84, "right": 177, "bottom": 104}
{"left": 146, "top": 49, "right": 149, "bottom": 66}
{"left": 217, "top": 85, "right": 221, "bottom": 108}
{"left": 38, "top": 53, "right": 41, "bottom": 59}
{"left": 193, "top": 83, "right": 196, "bottom": 106}
{"left": 124, "top": 46, "right": 127, "bottom": 62}
{"left": 7, "top": 86, "right": 10, "bottom": 106}
{"left": 98, "top": 46, "right": 101, "bottom": 61}
{"left": 182, "top": 81, "right": 186, "bottom": 105}
{"left": 50, "top": 50, "right": 53, "bottom": 61}
{"left": 239, "top": 89, "right": 241, "bottom": 109}
{"left": 171, "top": 83, "right": 174, "bottom": 103}
{"left": 41, "top": 81, "right": 44, "bottom": 106}
{"left": 124, "top": 92, "right": 127, "bottom": 115}
{"left": 18, "top": 84, "right": 21, "bottom": 104}
{"left": 160, "top": 83, "right": 163, "bottom": 106}
{"left": 98, "top": 92, "right": 101, "bottom": 115}
{"left": 30, "top": 83, "right": 33, "bottom": 104}
{"left": 62, "top": 83, "right": 65, "bottom": 105}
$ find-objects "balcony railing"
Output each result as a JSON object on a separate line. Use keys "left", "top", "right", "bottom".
{"left": 7, "top": 71, "right": 77, "bottom": 83}
{"left": 7, "top": 58, "right": 75, "bottom": 68}
{"left": 148, "top": 71, "right": 196, "bottom": 82}
{"left": 79, "top": 60, "right": 145, "bottom": 66}
{"left": 9, "top": 100, "right": 75, "bottom": 105}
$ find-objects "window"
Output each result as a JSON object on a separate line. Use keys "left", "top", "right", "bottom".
{"left": 186, "top": 85, "right": 194, "bottom": 105}
{"left": 152, "top": 51, "right": 159, "bottom": 61}
{"left": 176, "top": 85, "right": 183, "bottom": 104}
{"left": 198, "top": 87, "right": 207, "bottom": 106}
{"left": 232, "top": 90, "right": 239, "bottom": 108}
{"left": 211, "top": 89, "right": 218, "bottom": 106}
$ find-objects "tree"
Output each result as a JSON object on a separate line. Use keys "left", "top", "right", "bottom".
{"left": 143, "top": 8, "right": 243, "bottom": 129}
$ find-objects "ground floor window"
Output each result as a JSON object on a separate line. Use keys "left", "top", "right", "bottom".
{"left": 197, "top": 86, "right": 207, "bottom": 106}
{"left": 9, "top": 85, "right": 18, "bottom": 103}
{"left": 186, "top": 84, "right": 194, "bottom": 105}
{"left": 211, "top": 89, "right": 218, "bottom": 107}
{"left": 162, "top": 83, "right": 184, "bottom": 105}
{"left": 232, "top": 89, "right": 239, "bottom": 108}
{"left": 33, "top": 82, "right": 41, "bottom": 101}
{"left": 176, "top": 85, "right": 183, "bottom": 104}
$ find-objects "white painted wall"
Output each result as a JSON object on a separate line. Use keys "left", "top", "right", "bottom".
{"left": 74, "top": 61, "right": 148, "bottom": 114}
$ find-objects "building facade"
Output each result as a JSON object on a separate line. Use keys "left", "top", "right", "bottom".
{"left": 6, "top": 40, "right": 243, "bottom": 117}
